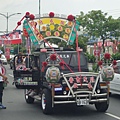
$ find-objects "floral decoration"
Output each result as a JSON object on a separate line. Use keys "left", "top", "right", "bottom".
{"left": 50, "top": 54, "right": 57, "bottom": 61}
{"left": 29, "top": 14, "right": 35, "bottom": 20}
{"left": 17, "top": 21, "right": 21, "bottom": 26}
{"left": 59, "top": 62, "right": 65, "bottom": 69}
{"left": 104, "top": 53, "right": 110, "bottom": 60}
{"left": 59, "top": 62, "right": 64, "bottom": 66}
{"left": 67, "top": 15, "right": 75, "bottom": 21}
{"left": 25, "top": 12, "right": 30, "bottom": 18}
{"left": 42, "top": 62, "right": 48, "bottom": 67}
{"left": 112, "top": 60, "right": 117, "bottom": 65}
{"left": 49, "top": 12, "right": 54, "bottom": 18}
{"left": 98, "top": 61, "right": 103, "bottom": 66}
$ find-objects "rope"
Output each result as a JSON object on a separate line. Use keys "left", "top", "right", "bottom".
{"left": 43, "top": 39, "right": 74, "bottom": 73}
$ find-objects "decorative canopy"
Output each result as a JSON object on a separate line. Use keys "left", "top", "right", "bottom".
{"left": 23, "top": 12, "right": 80, "bottom": 46}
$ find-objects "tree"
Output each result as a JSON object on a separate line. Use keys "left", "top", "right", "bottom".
{"left": 76, "top": 10, "right": 120, "bottom": 53}
{"left": 72, "top": 36, "right": 87, "bottom": 52}
{"left": 107, "top": 18, "right": 120, "bottom": 39}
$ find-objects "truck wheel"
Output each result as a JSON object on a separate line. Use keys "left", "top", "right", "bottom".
{"left": 24, "top": 89, "right": 34, "bottom": 104}
{"left": 95, "top": 89, "right": 109, "bottom": 112}
{"left": 41, "top": 89, "right": 53, "bottom": 114}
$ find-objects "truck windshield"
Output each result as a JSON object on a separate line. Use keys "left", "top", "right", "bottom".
{"left": 41, "top": 52, "right": 87, "bottom": 67}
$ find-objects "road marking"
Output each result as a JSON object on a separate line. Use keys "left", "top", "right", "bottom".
{"left": 9, "top": 74, "right": 13, "bottom": 77}
{"left": 105, "top": 113, "right": 120, "bottom": 120}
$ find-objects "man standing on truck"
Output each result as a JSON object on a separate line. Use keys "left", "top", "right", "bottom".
{"left": 0, "top": 50, "right": 8, "bottom": 109}
{"left": 15, "top": 52, "right": 24, "bottom": 66}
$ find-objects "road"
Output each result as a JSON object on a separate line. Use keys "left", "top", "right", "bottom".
{"left": 1, "top": 64, "right": 120, "bottom": 120}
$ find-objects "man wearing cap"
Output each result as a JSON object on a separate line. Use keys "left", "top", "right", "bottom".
{"left": 0, "top": 50, "right": 8, "bottom": 109}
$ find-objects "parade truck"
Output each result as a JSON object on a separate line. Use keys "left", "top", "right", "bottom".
{"left": 13, "top": 12, "right": 115, "bottom": 114}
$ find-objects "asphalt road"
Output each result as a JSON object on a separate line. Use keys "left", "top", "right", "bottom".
{"left": 1, "top": 64, "right": 120, "bottom": 120}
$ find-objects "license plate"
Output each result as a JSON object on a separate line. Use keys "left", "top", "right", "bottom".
{"left": 77, "top": 98, "right": 89, "bottom": 105}
{"left": 54, "top": 87, "right": 62, "bottom": 91}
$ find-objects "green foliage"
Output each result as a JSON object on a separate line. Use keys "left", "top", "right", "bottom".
{"left": 85, "top": 52, "right": 96, "bottom": 63}
{"left": 117, "top": 44, "right": 120, "bottom": 52}
{"left": 87, "top": 11, "right": 113, "bottom": 37}
{"left": 0, "top": 46, "right": 4, "bottom": 53}
{"left": 112, "top": 53, "right": 120, "bottom": 60}
{"left": 92, "top": 63, "right": 98, "bottom": 72}
{"left": 76, "top": 10, "right": 120, "bottom": 54}
{"left": 72, "top": 36, "right": 88, "bottom": 52}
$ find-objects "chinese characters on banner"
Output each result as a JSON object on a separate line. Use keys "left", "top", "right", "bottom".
{"left": 0, "top": 30, "right": 22, "bottom": 45}
{"left": 0, "top": 30, "right": 22, "bottom": 59}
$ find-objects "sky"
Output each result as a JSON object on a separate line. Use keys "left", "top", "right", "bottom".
{"left": 0, "top": 0, "right": 120, "bottom": 33}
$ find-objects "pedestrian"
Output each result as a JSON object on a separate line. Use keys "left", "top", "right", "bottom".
{"left": 15, "top": 52, "right": 24, "bottom": 66}
{"left": 0, "top": 50, "right": 8, "bottom": 109}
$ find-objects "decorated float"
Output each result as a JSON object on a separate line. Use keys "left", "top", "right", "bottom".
{"left": 12, "top": 12, "right": 116, "bottom": 114}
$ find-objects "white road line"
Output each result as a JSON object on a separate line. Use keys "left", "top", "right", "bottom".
{"left": 105, "top": 113, "right": 120, "bottom": 120}
{"left": 9, "top": 74, "right": 13, "bottom": 77}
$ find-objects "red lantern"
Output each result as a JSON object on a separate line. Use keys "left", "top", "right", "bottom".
{"left": 59, "top": 62, "right": 64, "bottom": 66}
{"left": 17, "top": 21, "right": 21, "bottom": 26}
{"left": 29, "top": 14, "right": 35, "bottom": 20}
{"left": 98, "top": 61, "right": 103, "bottom": 66}
{"left": 59, "top": 62, "right": 65, "bottom": 70}
{"left": 41, "top": 62, "right": 48, "bottom": 72}
{"left": 112, "top": 60, "right": 117, "bottom": 65}
{"left": 49, "top": 12, "right": 54, "bottom": 18}
{"left": 50, "top": 54, "right": 56, "bottom": 61}
{"left": 26, "top": 12, "right": 30, "bottom": 16}
{"left": 25, "top": 12, "right": 30, "bottom": 18}
{"left": 67, "top": 15, "right": 74, "bottom": 21}
{"left": 42, "top": 62, "right": 48, "bottom": 67}
{"left": 104, "top": 53, "right": 110, "bottom": 59}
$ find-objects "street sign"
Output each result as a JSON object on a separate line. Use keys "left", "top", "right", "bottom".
{"left": 10, "top": 49, "right": 14, "bottom": 53}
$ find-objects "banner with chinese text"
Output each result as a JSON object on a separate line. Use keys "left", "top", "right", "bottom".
{"left": 0, "top": 30, "right": 22, "bottom": 45}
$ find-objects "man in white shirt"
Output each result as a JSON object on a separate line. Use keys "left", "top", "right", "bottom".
{"left": 0, "top": 50, "right": 8, "bottom": 109}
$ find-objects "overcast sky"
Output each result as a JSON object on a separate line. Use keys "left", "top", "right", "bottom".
{"left": 0, "top": 0, "right": 120, "bottom": 33}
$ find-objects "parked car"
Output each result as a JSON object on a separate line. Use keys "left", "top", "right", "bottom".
{"left": 0, "top": 54, "right": 7, "bottom": 65}
{"left": 10, "top": 57, "right": 14, "bottom": 69}
{"left": 110, "top": 60, "right": 120, "bottom": 95}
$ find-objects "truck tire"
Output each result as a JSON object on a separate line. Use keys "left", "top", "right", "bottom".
{"left": 95, "top": 89, "right": 109, "bottom": 112}
{"left": 41, "top": 88, "right": 53, "bottom": 114}
{"left": 24, "top": 89, "right": 34, "bottom": 104}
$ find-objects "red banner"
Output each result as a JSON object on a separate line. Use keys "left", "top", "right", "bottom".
{"left": 0, "top": 30, "right": 22, "bottom": 45}
{"left": 5, "top": 47, "right": 10, "bottom": 59}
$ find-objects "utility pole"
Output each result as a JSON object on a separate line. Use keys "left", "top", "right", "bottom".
{"left": 0, "top": 12, "right": 21, "bottom": 33}
{"left": 39, "top": 0, "right": 41, "bottom": 32}
{"left": 0, "top": 12, "right": 21, "bottom": 55}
